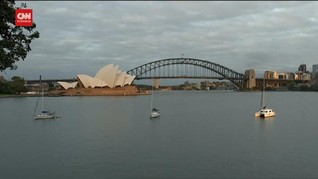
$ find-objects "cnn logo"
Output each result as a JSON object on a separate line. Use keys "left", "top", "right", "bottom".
{"left": 16, "top": 9, "right": 33, "bottom": 26}
{"left": 17, "top": 12, "right": 31, "bottom": 20}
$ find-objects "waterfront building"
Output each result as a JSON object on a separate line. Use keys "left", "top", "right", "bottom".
{"left": 56, "top": 64, "right": 137, "bottom": 96}
{"left": 58, "top": 64, "right": 135, "bottom": 89}
{"left": 278, "top": 73, "right": 286, "bottom": 80}
{"left": 311, "top": 64, "right": 318, "bottom": 86}
{"left": 264, "top": 71, "right": 270, "bottom": 79}
{"left": 264, "top": 71, "right": 279, "bottom": 79}
{"left": 278, "top": 72, "right": 295, "bottom": 80}
{"left": 295, "top": 72, "right": 311, "bottom": 80}
{"left": 298, "top": 64, "right": 307, "bottom": 73}
{"left": 303, "top": 73, "right": 311, "bottom": 81}
{"left": 312, "top": 64, "right": 318, "bottom": 80}
{"left": 295, "top": 63, "right": 311, "bottom": 81}
{"left": 286, "top": 72, "right": 296, "bottom": 80}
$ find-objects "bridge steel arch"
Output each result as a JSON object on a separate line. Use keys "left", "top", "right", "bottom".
{"left": 127, "top": 58, "right": 246, "bottom": 90}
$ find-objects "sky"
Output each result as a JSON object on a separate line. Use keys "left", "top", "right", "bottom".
{"left": 2, "top": 1, "right": 318, "bottom": 82}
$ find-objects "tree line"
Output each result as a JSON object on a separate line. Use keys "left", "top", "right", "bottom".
{"left": 0, "top": 76, "right": 27, "bottom": 94}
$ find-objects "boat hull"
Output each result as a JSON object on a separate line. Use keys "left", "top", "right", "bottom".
{"left": 255, "top": 109, "right": 276, "bottom": 118}
{"left": 34, "top": 112, "right": 56, "bottom": 120}
{"left": 34, "top": 115, "right": 56, "bottom": 120}
{"left": 150, "top": 111, "right": 160, "bottom": 118}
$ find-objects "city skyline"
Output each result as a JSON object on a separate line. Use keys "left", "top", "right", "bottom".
{"left": 2, "top": 1, "right": 318, "bottom": 80}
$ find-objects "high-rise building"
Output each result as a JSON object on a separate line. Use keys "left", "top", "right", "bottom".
{"left": 312, "top": 64, "right": 318, "bottom": 80}
{"left": 298, "top": 64, "right": 307, "bottom": 72}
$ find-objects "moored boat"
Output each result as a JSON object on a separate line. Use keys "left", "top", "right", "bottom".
{"left": 34, "top": 111, "right": 56, "bottom": 120}
{"left": 150, "top": 108, "right": 160, "bottom": 118}
{"left": 33, "top": 75, "right": 57, "bottom": 120}
{"left": 255, "top": 106, "right": 276, "bottom": 118}
{"left": 149, "top": 84, "right": 160, "bottom": 119}
{"left": 255, "top": 73, "right": 276, "bottom": 118}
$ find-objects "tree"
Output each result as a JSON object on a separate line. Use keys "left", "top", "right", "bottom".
{"left": 0, "top": 76, "right": 27, "bottom": 94}
{"left": 0, "top": 0, "right": 40, "bottom": 71}
{"left": 10, "top": 76, "right": 27, "bottom": 94}
{"left": 0, "top": 80, "right": 12, "bottom": 94}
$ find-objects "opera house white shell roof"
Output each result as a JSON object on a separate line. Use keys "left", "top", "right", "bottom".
{"left": 57, "top": 81, "right": 78, "bottom": 90}
{"left": 58, "top": 64, "right": 136, "bottom": 89}
{"left": 77, "top": 74, "right": 109, "bottom": 88}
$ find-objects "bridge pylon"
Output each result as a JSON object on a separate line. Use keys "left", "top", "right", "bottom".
{"left": 244, "top": 69, "right": 256, "bottom": 89}
{"left": 153, "top": 79, "right": 160, "bottom": 89}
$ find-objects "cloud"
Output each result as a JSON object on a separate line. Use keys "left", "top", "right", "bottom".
{"left": 2, "top": 1, "right": 318, "bottom": 80}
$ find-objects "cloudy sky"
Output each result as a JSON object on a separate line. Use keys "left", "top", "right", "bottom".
{"left": 2, "top": 1, "right": 318, "bottom": 81}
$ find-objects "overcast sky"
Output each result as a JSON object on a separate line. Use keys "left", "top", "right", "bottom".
{"left": 2, "top": 1, "right": 318, "bottom": 81}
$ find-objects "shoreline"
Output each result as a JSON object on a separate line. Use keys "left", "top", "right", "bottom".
{"left": 1, "top": 89, "right": 317, "bottom": 98}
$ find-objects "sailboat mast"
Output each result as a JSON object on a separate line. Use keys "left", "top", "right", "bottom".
{"left": 260, "top": 73, "right": 265, "bottom": 109}
{"left": 40, "top": 75, "right": 43, "bottom": 112}
{"left": 150, "top": 83, "right": 154, "bottom": 112}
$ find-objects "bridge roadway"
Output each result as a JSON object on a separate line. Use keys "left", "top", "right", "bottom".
{"left": 25, "top": 77, "right": 237, "bottom": 84}
{"left": 26, "top": 78, "right": 78, "bottom": 84}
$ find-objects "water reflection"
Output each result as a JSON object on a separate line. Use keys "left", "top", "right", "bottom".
{"left": 256, "top": 117, "right": 275, "bottom": 123}
{"left": 255, "top": 117, "right": 275, "bottom": 147}
{"left": 256, "top": 117, "right": 274, "bottom": 129}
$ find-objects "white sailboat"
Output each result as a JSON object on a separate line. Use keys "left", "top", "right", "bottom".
{"left": 255, "top": 74, "right": 276, "bottom": 118}
{"left": 150, "top": 84, "right": 160, "bottom": 119}
{"left": 33, "top": 76, "right": 56, "bottom": 120}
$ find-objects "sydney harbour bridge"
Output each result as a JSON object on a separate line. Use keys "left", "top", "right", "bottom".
{"left": 126, "top": 58, "right": 245, "bottom": 89}
{"left": 26, "top": 58, "right": 254, "bottom": 90}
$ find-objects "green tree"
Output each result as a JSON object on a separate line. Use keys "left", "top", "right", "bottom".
{"left": 0, "top": 76, "right": 28, "bottom": 94}
{"left": 0, "top": 0, "right": 40, "bottom": 71}
{"left": 0, "top": 80, "right": 12, "bottom": 94}
{"left": 9, "top": 76, "right": 27, "bottom": 94}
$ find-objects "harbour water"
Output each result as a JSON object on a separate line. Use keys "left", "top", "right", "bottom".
{"left": 0, "top": 91, "right": 317, "bottom": 178}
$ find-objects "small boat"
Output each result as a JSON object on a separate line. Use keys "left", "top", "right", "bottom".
{"left": 255, "top": 74, "right": 276, "bottom": 118}
{"left": 34, "top": 110, "right": 56, "bottom": 120}
{"left": 255, "top": 106, "right": 276, "bottom": 118}
{"left": 33, "top": 75, "right": 56, "bottom": 120}
{"left": 149, "top": 84, "right": 160, "bottom": 119}
{"left": 150, "top": 108, "right": 160, "bottom": 118}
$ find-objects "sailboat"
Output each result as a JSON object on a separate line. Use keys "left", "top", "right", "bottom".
{"left": 33, "top": 75, "right": 56, "bottom": 120}
{"left": 150, "top": 84, "right": 160, "bottom": 118}
{"left": 255, "top": 74, "right": 276, "bottom": 118}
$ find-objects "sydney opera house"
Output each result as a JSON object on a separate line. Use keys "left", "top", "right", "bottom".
{"left": 57, "top": 64, "right": 138, "bottom": 96}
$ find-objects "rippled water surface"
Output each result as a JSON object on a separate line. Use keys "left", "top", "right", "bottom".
{"left": 0, "top": 91, "right": 317, "bottom": 178}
